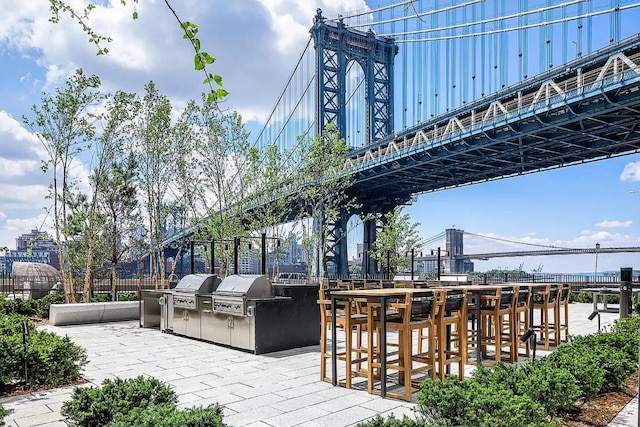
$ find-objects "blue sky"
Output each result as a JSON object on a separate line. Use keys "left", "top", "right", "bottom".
{"left": 1, "top": 0, "right": 639, "bottom": 274}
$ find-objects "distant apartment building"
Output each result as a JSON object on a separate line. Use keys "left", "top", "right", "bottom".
{"left": 5, "top": 229, "right": 60, "bottom": 274}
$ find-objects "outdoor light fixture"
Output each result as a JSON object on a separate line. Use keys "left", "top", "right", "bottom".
{"left": 520, "top": 328, "right": 537, "bottom": 361}
{"left": 520, "top": 328, "right": 535, "bottom": 342}
{"left": 588, "top": 310, "right": 601, "bottom": 332}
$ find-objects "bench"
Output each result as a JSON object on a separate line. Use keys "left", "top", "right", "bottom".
{"left": 49, "top": 302, "right": 139, "bottom": 326}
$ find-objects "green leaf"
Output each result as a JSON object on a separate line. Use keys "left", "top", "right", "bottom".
{"left": 132, "top": 11, "right": 138, "bottom": 19}
{"left": 193, "top": 38, "right": 200, "bottom": 52}
{"left": 194, "top": 54, "right": 203, "bottom": 71}
{"left": 201, "top": 52, "right": 215, "bottom": 64}
{"left": 202, "top": 73, "right": 214, "bottom": 85}
{"left": 216, "top": 88, "right": 229, "bottom": 99}
{"left": 213, "top": 74, "right": 223, "bottom": 86}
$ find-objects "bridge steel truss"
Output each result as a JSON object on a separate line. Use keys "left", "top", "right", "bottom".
{"left": 310, "top": 8, "right": 398, "bottom": 147}
{"left": 345, "top": 35, "right": 640, "bottom": 204}
{"left": 310, "top": 9, "right": 399, "bottom": 275}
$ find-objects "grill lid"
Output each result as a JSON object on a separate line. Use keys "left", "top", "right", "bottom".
{"left": 215, "top": 274, "right": 272, "bottom": 298}
{"left": 174, "top": 274, "right": 221, "bottom": 294}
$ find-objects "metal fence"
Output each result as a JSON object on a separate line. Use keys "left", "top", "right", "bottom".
{"left": 0, "top": 270, "right": 631, "bottom": 298}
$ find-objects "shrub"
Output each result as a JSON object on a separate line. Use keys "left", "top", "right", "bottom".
{"left": 116, "top": 292, "right": 138, "bottom": 302}
{"left": 472, "top": 362, "right": 580, "bottom": 417}
{"left": 0, "top": 296, "right": 18, "bottom": 316}
{"left": 356, "top": 414, "right": 420, "bottom": 427}
{"left": 110, "top": 404, "right": 226, "bottom": 427}
{"left": 0, "top": 314, "right": 33, "bottom": 336}
{"left": 544, "top": 337, "right": 636, "bottom": 396}
{"left": 25, "top": 332, "right": 87, "bottom": 387}
{"left": 61, "top": 376, "right": 178, "bottom": 427}
{"left": 0, "top": 405, "right": 10, "bottom": 427}
{"left": 416, "top": 377, "right": 551, "bottom": 427}
{"left": 0, "top": 314, "right": 86, "bottom": 389}
{"left": 35, "top": 294, "right": 66, "bottom": 318}
{"left": 610, "top": 315, "right": 640, "bottom": 343}
{"left": 0, "top": 295, "right": 66, "bottom": 319}
{"left": 90, "top": 294, "right": 110, "bottom": 303}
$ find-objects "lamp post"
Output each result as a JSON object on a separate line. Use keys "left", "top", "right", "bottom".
{"left": 406, "top": 249, "right": 423, "bottom": 281}
{"left": 260, "top": 233, "right": 281, "bottom": 276}
{"left": 386, "top": 250, "right": 391, "bottom": 280}
{"left": 430, "top": 247, "right": 448, "bottom": 280}
{"left": 594, "top": 242, "right": 600, "bottom": 284}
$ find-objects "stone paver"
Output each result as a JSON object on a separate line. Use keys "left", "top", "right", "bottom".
{"left": 0, "top": 303, "right": 631, "bottom": 427}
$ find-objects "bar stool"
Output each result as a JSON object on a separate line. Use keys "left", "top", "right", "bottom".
{"left": 476, "top": 286, "right": 518, "bottom": 364}
{"left": 533, "top": 284, "right": 560, "bottom": 350}
{"left": 433, "top": 290, "right": 467, "bottom": 380}
{"left": 556, "top": 285, "right": 571, "bottom": 343}
{"left": 512, "top": 286, "right": 531, "bottom": 359}
{"left": 367, "top": 291, "right": 437, "bottom": 401}
{"left": 318, "top": 287, "right": 368, "bottom": 388}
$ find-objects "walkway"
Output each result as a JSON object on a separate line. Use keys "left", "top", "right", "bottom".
{"left": 0, "top": 303, "right": 632, "bottom": 427}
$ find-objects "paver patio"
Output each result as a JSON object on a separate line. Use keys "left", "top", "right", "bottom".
{"left": 0, "top": 302, "right": 631, "bottom": 426}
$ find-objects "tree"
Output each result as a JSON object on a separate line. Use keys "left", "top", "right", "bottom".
{"left": 190, "top": 104, "right": 253, "bottom": 277}
{"left": 101, "top": 152, "right": 141, "bottom": 299}
{"left": 372, "top": 206, "right": 427, "bottom": 277}
{"left": 24, "top": 69, "right": 103, "bottom": 303}
{"left": 248, "top": 144, "right": 294, "bottom": 276}
{"left": 134, "top": 82, "right": 174, "bottom": 288}
{"left": 295, "top": 124, "right": 355, "bottom": 276}
{"left": 91, "top": 92, "right": 141, "bottom": 300}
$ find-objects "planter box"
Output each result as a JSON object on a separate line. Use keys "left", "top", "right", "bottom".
{"left": 49, "top": 302, "right": 139, "bottom": 326}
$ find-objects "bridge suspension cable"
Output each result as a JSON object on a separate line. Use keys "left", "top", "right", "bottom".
{"left": 423, "top": 231, "right": 447, "bottom": 246}
{"left": 384, "top": 3, "right": 640, "bottom": 42}
{"left": 252, "top": 38, "right": 312, "bottom": 150}
{"left": 463, "top": 231, "right": 573, "bottom": 250}
{"left": 346, "top": 0, "right": 487, "bottom": 28}
{"left": 326, "top": 1, "right": 415, "bottom": 21}
{"left": 374, "top": 0, "right": 587, "bottom": 37}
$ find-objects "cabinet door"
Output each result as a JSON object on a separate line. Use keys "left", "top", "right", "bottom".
{"left": 172, "top": 309, "right": 188, "bottom": 336}
{"left": 186, "top": 309, "right": 201, "bottom": 339}
{"left": 229, "top": 316, "right": 254, "bottom": 351}
{"left": 201, "top": 312, "right": 232, "bottom": 345}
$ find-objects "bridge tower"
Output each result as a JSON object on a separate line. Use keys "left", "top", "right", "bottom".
{"left": 445, "top": 228, "right": 466, "bottom": 274}
{"left": 310, "top": 9, "right": 397, "bottom": 144}
{"left": 310, "top": 9, "right": 398, "bottom": 275}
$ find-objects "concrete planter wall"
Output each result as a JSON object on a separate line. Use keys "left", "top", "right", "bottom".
{"left": 49, "top": 302, "right": 139, "bottom": 326}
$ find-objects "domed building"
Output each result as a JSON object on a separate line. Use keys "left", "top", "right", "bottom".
{"left": 11, "top": 262, "right": 61, "bottom": 299}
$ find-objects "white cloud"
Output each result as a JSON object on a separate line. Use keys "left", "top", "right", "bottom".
{"left": 257, "top": 0, "right": 369, "bottom": 52}
{"left": 596, "top": 220, "right": 633, "bottom": 228}
{"left": 0, "top": 213, "right": 53, "bottom": 249}
{"left": 620, "top": 161, "right": 640, "bottom": 181}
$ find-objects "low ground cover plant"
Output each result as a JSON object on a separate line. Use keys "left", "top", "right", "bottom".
{"left": 61, "top": 376, "right": 226, "bottom": 427}
{"left": 0, "top": 313, "right": 86, "bottom": 390}
{"left": 0, "top": 294, "right": 65, "bottom": 319}
{"left": 357, "top": 314, "right": 640, "bottom": 427}
{"left": 0, "top": 405, "right": 9, "bottom": 426}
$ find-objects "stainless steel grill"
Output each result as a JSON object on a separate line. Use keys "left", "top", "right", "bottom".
{"left": 212, "top": 274, "right": 272, "bottom": 316}
{"left": 173, "top": 274, "right": 220, "bottom": 309}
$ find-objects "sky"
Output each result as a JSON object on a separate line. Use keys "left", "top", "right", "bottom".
{"left": 1, "top": 0, "right": 640, "bottom": 274}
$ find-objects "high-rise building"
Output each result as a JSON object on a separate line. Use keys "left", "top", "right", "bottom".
{"left": 6, "top": 229, "right": 60, "bottom": 273}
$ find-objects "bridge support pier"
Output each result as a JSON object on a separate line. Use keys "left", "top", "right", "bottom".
{"left": 362, "top": 217, "right": 379, "bottom": 277}
{"left": 324, "top": 209, "right": 349, "bottom": 276}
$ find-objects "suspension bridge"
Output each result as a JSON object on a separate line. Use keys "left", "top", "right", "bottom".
{"left": 413, "top": 229, "right": 640, "bottom": 272}
{"left": 167, "top": 1, "right": 640, "bottom": 277}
